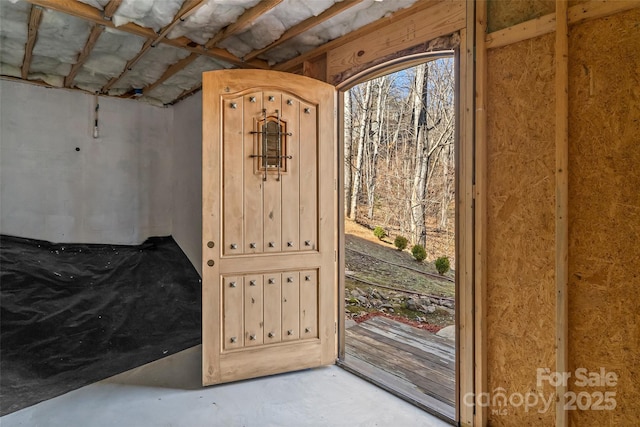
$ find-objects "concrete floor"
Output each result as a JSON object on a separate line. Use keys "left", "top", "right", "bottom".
{"left": 2, "top": 345, "right": 453, "bottom": 427}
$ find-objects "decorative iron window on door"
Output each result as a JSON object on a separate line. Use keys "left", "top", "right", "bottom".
{"left": 250, "top": 109, "right": 292, "bottom": 181}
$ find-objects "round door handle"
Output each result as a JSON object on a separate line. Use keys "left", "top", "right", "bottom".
{"left": 207, "top": 260, "right": 214, "bottom": 267}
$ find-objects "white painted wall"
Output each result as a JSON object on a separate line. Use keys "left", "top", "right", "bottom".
{"left": 171, "top": 93, "right": 202, "bottom": 275}
{"left": 0, "top": 80, "right": 173, "bottom": 245}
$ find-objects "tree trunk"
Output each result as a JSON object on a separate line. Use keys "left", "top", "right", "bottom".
{"left": 344, "top": 91, "right": 353, "bottom": 217}
{"left": 349, "top": 80, "right": 373, "bottom": 221}
{"left": 367, "top": 77, "right": 387, "bottom": 220}
{"left": 410, "top": 64, "right": 428, "bottom": 246}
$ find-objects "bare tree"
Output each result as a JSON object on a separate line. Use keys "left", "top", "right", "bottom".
{"left": 348, "top": 80, "right": 373, "bottom": 221}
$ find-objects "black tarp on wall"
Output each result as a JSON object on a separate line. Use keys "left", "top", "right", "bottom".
{"left": 0, "top": 235, "right": 201, "bottom": 416}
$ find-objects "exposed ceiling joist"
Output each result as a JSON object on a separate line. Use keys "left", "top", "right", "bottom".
{"left": 23, "top": 0, "right": 268, "bottom": 69}
{"left": 244, "top": 0, "right": 364, "bottom": 62}
{"left": 153, "top": 0, "right": 206, "bottom": 48}
{"left": 102, "top": 0, "right": 122, "bottom": 21}
{"left": 65, "top": 24, "right": 105, "bottom": 87}
{"left": 169, "top": 82, "right": 202, "bottom": 105}
{"left": 274, "top": 0, "right": 442, "bottom": 72}
{"left": 101, "top": 0, "right": 207, "bottom": 93}
{"left": 21, "top": 5, "right": 43, "bottom": 80}
{"left": 204, "top": 0, "right": 284, "bottom": 49}
{"left": 143, "top": 53, "right": 198, "bottom": 95}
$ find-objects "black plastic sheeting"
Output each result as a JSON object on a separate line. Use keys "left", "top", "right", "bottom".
{"left": 0, "top": 235, "right": 201, "bottom": 416}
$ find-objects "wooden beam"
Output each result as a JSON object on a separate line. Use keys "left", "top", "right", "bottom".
{"left": 568, "top": 0, "right": 640, "bottom": 25}
{"left": 23, "top": 0, "right": 268, "bottom": 69}
{"left": 143, "top": 53, "right": 198, "bottom": 95}
{"left": 64, "top": 24, "right": 104, "bottom": 88}
{"left": 486, "top": 0, "right": 640, "bottom": 49}
{"left": 169, "top": 82, "right": 202, "bottom": 105}
{"left": 485, "top": 12, "right": 555, "bottom": 50}
{"left": 152, "top": 0, "right": 206, "bottom": 48}
{"left": 101, "top": 0, "right": 207, "bottom": 92}
{"left": 302, "top": 56, "right": 327, "bottom": 82}
{"left": 21, "top": 5, "right": 43, "bottom": 80}
{"left": 555, "top": 1, "right": 569, "bottom": 427}
{"left": 274, "top": 0, "right": 443, "bottom": 73}
{"left": 204, "top": 0, "right": 283, "bottom": 49}
{"left": 102, "top": 0, "right": 122, "bottom": 21}
{"left": 326, "top": 1, "right": 464, "bottom": 83}
{"left": 474, "top": 0, "right": 488, "bottom": 426}
{"left": 243, "top": 0, "right": 364, "bottom": 62}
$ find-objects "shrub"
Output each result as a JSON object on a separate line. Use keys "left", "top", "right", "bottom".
{"left": 373, "top": 226, "right": 386, "bottom": 240}
{"left": 394, "top": 235, "right": 408, "bottom": 251}
{"left": 411, "top": 244, "right": 427, "bottom": 262}
{"left": 435, "top": 256, "right": 450, "bottom": 275}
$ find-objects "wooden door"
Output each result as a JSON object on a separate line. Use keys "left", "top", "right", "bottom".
{"left": 202, "top": 70, "right": 337, "bottom": 385}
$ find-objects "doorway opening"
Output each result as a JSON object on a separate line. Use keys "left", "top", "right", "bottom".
{"left": 337, "top": 52, "right": 457, "bottom": 422}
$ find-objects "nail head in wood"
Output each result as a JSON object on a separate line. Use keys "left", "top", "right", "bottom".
{"left": 305, "top": 275, "right": 311, "bottom": 281}
{"left": 249, "top": 242, "right": 256, "bottom": 249}
{"left": 229, "top": 281, "right": 236, "bottom": 288}
{"left": 287, "top": 99, "right": 293, "bottom": 105}
{"left": 287, "top": 330, "right": 293, "bottom": 335}
{"left": 268, "top": 332, "right": 274, "bottom": 338}
{"left": 230, "top": 102, "right": 237, "bottom": 109}
{"left": 268, "top": 96, "right": 275, "bottom": 102}
{"left": 230, "top": 243, "right": 237, "bottom": 249}
{"left": 304, "top": 240, "right": 311, "bottom": 246}
{"left": 250, "top": 334, "right": 256, "bottom": 340}
{"left": 249, "top": 96, "right": 256, "bottom": 102}
{"left": 207, "top": 241, "right": 214, "bottom": 248}
{"left": 268, "top": 278, "right": 275, "bottom": 284}
{"left": 230, "top": 337, "right": 237, "bottom": 343}
{"left": 287, "top": 277, "right": 293, "bottom": 283}
{"left": 304, "top": 108, "right": 310, "bottom": 114}
{"left": 207, "top": 260, "right": 214, "bottom": 267}
{"left": 305, "top": 328, "right": 310, "bottom": 333}
{"left": 287, "top": 242, "right": 293, "bottom": 247}
{"left": 268, "top": 242, "right": 275, "bottom": 248}
{"left": 249, "top": 280, "right": 256, "bottom": 286}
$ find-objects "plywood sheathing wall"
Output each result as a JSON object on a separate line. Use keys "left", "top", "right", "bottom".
{"left": 485, "top": 3, "right": 640, "bottom": 426}
{"left": 486, "top": 33, "right": 557, "bottom": 426}
{"left": 568, "top": 8, "right": 640, "bottom": 426}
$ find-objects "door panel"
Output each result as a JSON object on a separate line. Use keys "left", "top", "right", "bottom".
{"left": 202, "top": 70, "right": 337, "bottom": 385}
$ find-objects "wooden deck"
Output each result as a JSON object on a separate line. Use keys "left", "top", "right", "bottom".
{"left": 342, "top": 316, "right": 456, "bottom": 421}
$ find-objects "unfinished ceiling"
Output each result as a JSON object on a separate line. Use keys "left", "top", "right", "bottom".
{"left": 0, "top": 0, "right": 420, "bottom": 106}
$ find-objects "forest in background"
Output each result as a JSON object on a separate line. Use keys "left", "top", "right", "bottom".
{"left": 344, "top": 57, "right": 456, "bottom": 265}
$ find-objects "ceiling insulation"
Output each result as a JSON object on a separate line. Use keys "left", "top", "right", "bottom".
{"left": 0, "top": 0, "right": 421, "bottom": 106}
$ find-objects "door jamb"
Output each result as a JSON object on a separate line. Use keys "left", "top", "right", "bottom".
{"left": 334, "top": 49, "right": 475, "bottom": 425}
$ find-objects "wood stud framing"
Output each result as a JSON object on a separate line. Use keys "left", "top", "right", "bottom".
{"left": 21, "top": 5, "right": 43, "bottom": 80}
{"left": 555, "top": 1, "right": 569, "bottom": 426}
{"left": 485, "top": 0, "right": 640, "bottom": 50}
{"left": 474, "top": 1, "right": 488, "bottom": 426}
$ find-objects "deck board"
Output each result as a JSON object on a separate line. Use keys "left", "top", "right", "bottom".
{"left": 343, "top": 316, "right": 455, "bottom": 420}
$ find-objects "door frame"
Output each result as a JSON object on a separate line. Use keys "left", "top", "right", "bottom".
{"left": 334, "top": 45, "right": 475, "bottom": 425}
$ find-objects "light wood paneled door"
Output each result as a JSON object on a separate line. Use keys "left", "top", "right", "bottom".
{"left": 202, "top": 70, "right": 337, "bottom": 385}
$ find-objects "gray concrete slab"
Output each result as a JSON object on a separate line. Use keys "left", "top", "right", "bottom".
{"left": 1, "top": 345, "right": 453, "bottom": 427}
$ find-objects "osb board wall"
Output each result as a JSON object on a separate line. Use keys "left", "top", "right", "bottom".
{"left": 485, "top": 33, "right": 556, "bottom": 425}
{"left": 487, "top": 0, "right": 555, "bottom": 32}
{"left": 567, "top": 8, "right": 640, "bottom": 426}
